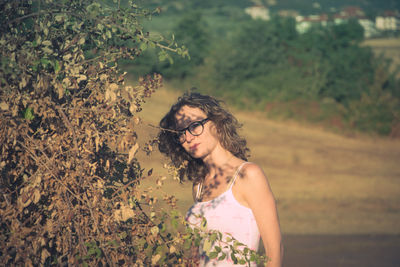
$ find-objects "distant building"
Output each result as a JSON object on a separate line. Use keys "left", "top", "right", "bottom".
{"left": 294, "top": 6, "right": 379, "bottom": 38}
{"left": 334, "top": 7, "right": 378, "bottom": 38}
{"left": 358, "top": 19, "right": 379, "bottom": 38}
{"left": 339, "top": 6, "right": 365, "bottom": 18}
{"left": 295, "top": 14, "right": 329, "bottom": 34}
{"left": 278, "top": 9, "right": 300, "bottom": 18}
{"left": 245, "top": 5, "right": 270, "bottom": 21}
{"left": 376, "top": 11, "right": 400, "bottom": 31}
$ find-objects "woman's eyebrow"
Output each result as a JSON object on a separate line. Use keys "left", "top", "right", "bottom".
{"left": 176, "top": 122, "right": 192, "bottom": 131}
{"left": 175, "top": 117, "right": 194, "bottom": 130}
{"left": 175, "top": 115, "right": 205, "bottom": 130}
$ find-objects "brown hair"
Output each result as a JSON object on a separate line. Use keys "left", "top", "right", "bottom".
{"left": 158, "top": 92, "right": 249, "bottom": 183}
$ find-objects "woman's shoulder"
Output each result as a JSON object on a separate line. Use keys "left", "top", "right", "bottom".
{"left": 233, "top": 162, "right": 274, "bottom": 206}
{"left": 240, "top": 162, "right": 266, "bottom": 178}
{"left": 236, "top": 162, "right": 269, "bottom": 189}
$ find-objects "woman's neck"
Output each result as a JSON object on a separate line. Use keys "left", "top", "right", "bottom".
{"left": 202, "top": 144, "right": 234, "bottom": 174}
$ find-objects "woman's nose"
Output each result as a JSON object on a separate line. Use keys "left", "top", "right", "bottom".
{"left": 184, "top": 130, "right": 195, "bottom": 142}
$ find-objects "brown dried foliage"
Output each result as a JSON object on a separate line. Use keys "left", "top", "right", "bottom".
{"left": 0, "top": 1, "right": 185, "bottom": 265}
{"left": 0, "top": 64, "right": 164, "bottom": 265}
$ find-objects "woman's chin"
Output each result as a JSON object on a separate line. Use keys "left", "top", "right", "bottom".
{"left": 189, "top": 150, "right": 204, "bottom": 159}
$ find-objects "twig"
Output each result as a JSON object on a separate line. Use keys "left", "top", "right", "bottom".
{"left": 18, "top": 137, "right": 85, "bottom": 204}
{"left": 133, "top": 198, "right": 170, "bottom": 248}
{"left": 56, "top": 106, "right": 79, "bottom": 156}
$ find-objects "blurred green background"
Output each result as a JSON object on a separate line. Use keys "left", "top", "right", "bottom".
{"left": 121, "top": 0, "right": 400, "bottom": 136}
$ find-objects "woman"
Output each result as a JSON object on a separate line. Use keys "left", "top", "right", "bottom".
{"left": 158, "top": 92, "right": 283, "bottom": 267}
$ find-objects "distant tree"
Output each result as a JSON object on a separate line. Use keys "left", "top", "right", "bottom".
{"left": 331, "top": 19, "right": 364, "bottom": 46}
{"left": 213, "top": 16, "right": 297, "bottom": 85}
{"left": 157, "top": 11, "right": 210, "bottom": 79}
{"left": 316, "top": 20, "right": 374, "bottom": 103}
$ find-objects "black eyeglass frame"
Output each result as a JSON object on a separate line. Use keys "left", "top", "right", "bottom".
{"left": 174, "top": 118, "right": 209, "bottom": 144}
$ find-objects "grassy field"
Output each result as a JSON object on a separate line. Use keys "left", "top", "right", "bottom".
{"left": 362, "top": 38, "right": 400, "bottom": 77}
{"left": 133, "top": 86, "right": 400, "bottom": 235}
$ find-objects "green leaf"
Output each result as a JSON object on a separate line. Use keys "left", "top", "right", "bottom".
{"left": 209, "top": 233, "right": 217, "bottom": 243}
{"left": 149, "top": 41, "right": 156, "bottom": 48}
{"left": 171, "top": 218, "right": 178, "bottom": 229}
{"left": 95, "top": 247, "right": 101, "bottom": 258}
{"left": 55, "top": 14, "right": 64, "bottom": 22}
{"left": 140, "top": 42, "right": 147, "bottom": 51}
{"left": 54, "top": 60, "right": 61, "bottom": 74}
{"left": 23, "top": 107, "right": 34, "bottom": 120}
{"left": 40, "top": 58, "right": 51, "bottom": 68}
{"left": 200, "top": 217, "right": 207, "bottom": 230}
{"left": 158, "top": 50, "right": 167, "bottom": 62}
{"left": 203, "top": 239, "right": 212, "bottom": 253}
{"left": 231, "top": 252, "right": 237, "bottom": 264}
{"left": 150, "top": 225, "right": 159, "bottom": 235}
{"left": 78, "top": 37, "right": 85, "bottom": 45}
{"left": 183, "top": 239, "right": 191, "bottom": 250}
{"left": 238, "top": 259, "right": 246, "bottom": 265}
{"left": 218, "top": 253, "right": 226, "bottom": 260}
{"left": 209, "top": 251, "right": 218, "bottom": 259}
{"left": 42, "top": 40, "right": 52, "bottom": 46}
{"left": 119, "top": 231, "right": 127, "bottom": 239}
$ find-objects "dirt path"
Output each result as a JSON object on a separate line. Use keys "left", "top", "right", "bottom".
{"left": 283, "top": 234, "right": 400, "bottom": 267}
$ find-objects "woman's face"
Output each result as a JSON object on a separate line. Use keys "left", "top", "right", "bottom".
{"left": 174, "top": 105, "right": 219, "bottom": 159}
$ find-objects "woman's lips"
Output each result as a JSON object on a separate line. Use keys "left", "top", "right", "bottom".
{"left": 189, "top": 144, "right": 199, "bottom": 150}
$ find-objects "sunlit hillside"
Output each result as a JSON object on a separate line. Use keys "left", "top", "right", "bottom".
{"left": 134, "top": 86, "right": 400, "bottom": 235}
{"left": 362, "top": 38, "right": 400, "bottom": 78}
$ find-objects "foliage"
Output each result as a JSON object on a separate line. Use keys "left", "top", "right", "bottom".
{"left": 157, "top": 11, "right": 210, "bottom": 79}
{"left": 205, "top": 16, "right": 399, "bottom": 135}
{"left": 346, "top": 66, "right": 400, "bottom": 135}
{"left": 123, "top": 2, "right": 400, "bottom": 136}
{"left": 128, "top": 11, "right": 210, "bottom": 79}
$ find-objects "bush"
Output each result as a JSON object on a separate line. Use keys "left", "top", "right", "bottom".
{"left": 0, "top": 1, "right": 189, "bottom": 265}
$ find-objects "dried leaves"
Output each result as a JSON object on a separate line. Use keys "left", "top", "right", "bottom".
{"left": 0, "top": 1, "right": 167, "bottom": 265}
{"left": 0, "top": 1, "right": 229, "bottom": 267}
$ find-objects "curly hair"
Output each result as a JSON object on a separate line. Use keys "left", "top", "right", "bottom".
{"left": 158, "top": 92, "right": 250, "bottom": 183}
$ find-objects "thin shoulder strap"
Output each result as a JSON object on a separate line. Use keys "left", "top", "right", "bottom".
{"left": 229, "top": 162, "right": 250, "bottom": 189}
{"left": 195, "top": 182, "right": 203, "bottom": 201}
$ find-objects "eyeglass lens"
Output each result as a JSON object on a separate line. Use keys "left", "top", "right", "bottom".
{"left": 176, "top": 120, "right": 206, "bottom": 143}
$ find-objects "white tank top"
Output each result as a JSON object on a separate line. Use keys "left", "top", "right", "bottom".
{"left": 186, "top": 162, "right": 260, "bottom": 267}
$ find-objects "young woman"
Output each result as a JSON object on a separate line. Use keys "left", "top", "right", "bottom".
{"left": 158, "top": 92, "right": 283, "bottom": 267}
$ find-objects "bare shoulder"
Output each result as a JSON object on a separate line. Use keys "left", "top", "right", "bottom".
{"left": 237, "top": 162, "right": 273, "bottom": 193}
{"left": 239, "top": 162, "right": 268, "bottom": 183}
{"left": 234, "top": 162, "right": 275, "bottom": 206}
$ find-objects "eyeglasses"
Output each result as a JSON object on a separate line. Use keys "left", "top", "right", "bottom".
{"left": 174, "top": 118, "right": 209, "bottom": 144}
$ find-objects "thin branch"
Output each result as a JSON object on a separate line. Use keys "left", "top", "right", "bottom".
{"left": 56, "top": 106, "right": 79, "bottom": 156}
{"left": 37, "top": 0, "right": 41, "bottom": 23}
{"left": 18, "top": 138, "right": 85, "bottom": 204}
{"left": 8, "top": 8, "right": 59, "bottom": 25}
{"left": 148, "top": 123, "right": 180, "bottom": 134}
{"left": 133, "top": 198, "right": 170, "bottom": 248}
